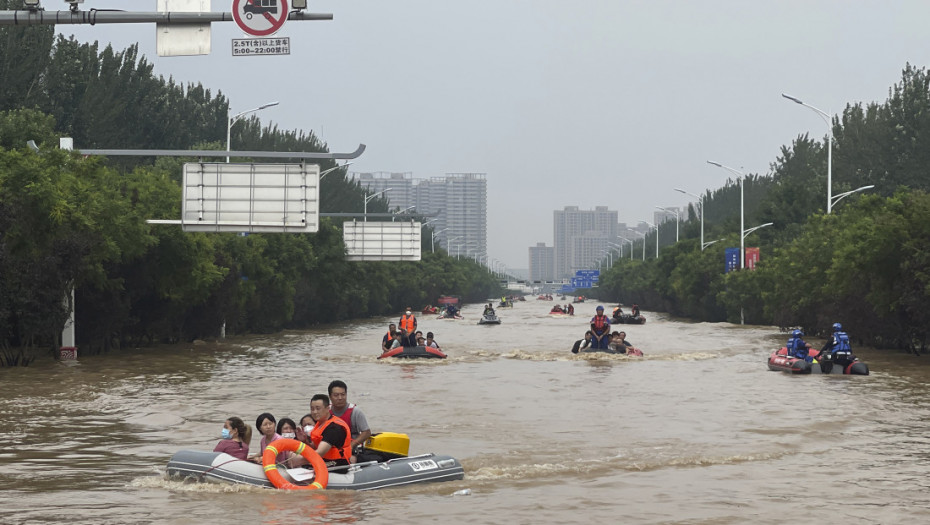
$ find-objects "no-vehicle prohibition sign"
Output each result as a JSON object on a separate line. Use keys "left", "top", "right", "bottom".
{"left": 233, "top": 0, "right": 289, "bottom": 37}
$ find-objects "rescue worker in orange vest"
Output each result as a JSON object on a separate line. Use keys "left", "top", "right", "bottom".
{"left": 590, "top": 305, "right": 612, "bottom": 349}
{"left": 399, "top": 307, "right": 417, "bottom": 334}
{"left": 307, "top": 393, "right": 353, "bottom": 467}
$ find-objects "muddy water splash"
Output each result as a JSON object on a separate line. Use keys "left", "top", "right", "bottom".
{"left": 2, "top": 300, "right": 930, "bottom": 524}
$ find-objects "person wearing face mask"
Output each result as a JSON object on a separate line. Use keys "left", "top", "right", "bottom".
{"left": 399, "top": 307, "right": 417, "bottom": 337}
{"left": 297, "top": 413, "right": 315, "bottom": 445}
{"left": 213, "top": 416, "right": 251, "bottom": 460}
{"left": 274, "top": 417, "right": 299, "bottom": 466}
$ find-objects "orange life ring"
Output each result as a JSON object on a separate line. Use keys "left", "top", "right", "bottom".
{"left": 262, "top": 438, "right": 329, "bottom": 490}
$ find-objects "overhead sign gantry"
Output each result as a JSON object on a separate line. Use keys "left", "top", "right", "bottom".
{"left": 0, "top": 0, "right": 331, "bottom": 56}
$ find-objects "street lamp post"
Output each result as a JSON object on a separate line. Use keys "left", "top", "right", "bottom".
{"left": 392, "top": 205, "right": 415, "bottom": 222}
{"left": 227, "top": 101, "right": 279, "bottom": 163}
{"left": 627, "top": 229, "right": 646, "bottom": 261}
{"left": 641, "top": 220, "right": 658, "bottom": 258}
{"left": 363, "top": 188, "right": 392, "bottom": 222}
{"left": 831, "top": 185, "right": 875, "bottom": 208}
{"left": 320, "top": 161, "right": 353, "bottom": 180}
{"left": 655, "top": 206, "right": 680, "bottom": 242}
{"left": 617, "top": 237, "right": 633, "bottom": 259}
{"left": 782, "top": 93, "right": 833, "bottom": 213}
{"left": 707, "top": 160, "right": 746, "bottom": 268}
{"left": 608, "top": 241, "right": 623, "bottom": 260}
{"left": 431, "top": 227, "right": 449, "bottom": 253}
{"left": 674, "top": 188, "right": 705, "bottom": 250}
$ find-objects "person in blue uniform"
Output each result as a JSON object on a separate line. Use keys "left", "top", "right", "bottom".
{"left": 786, "top": 329, "right": 813, "bottom": 362}
{"left": 820, "top": 322, "right": 856, "bottom": 367}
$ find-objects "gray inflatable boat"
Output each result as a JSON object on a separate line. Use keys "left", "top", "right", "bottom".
{"left": 166, "top": 450, "right": 465, "bottom": 491}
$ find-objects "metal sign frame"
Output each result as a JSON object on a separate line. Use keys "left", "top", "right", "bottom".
{"left": 343, "top": 221, "right": 422, "bottom": 261}
{"left": 176, "top": 162, "right": 319, "bottom": 233}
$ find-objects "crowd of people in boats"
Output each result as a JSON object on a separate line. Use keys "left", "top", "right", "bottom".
{"left": 214, "top": 380, "right": 372, "bottom": 468}
{"left": 380, "top": 307, "right": 443, "bottom": 353}
{"left": 783, "top": 322, "right": 861, "bottom": 367}
{"left": 549, "top": 303, "right": 575, "bottom": 315}
{"left": 564, "top": 304, "right": 639, "bottom": 354}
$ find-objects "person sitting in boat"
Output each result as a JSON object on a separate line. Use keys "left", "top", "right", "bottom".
{"left": 571, "top": 331, "right": 593, "bottom": 353}
{"left": 609, "top": 331, "right": 633, "bottom": 353}
{"left": 249, "top": 412, "right": 287, "bottom": 464}
{"left": 444, "top": 304, "right": 459, "bottom": 318}
{"left": 590, "top": 305, "right": 611, "bottom": 349}
{"left": 307, "top": 393, "right": 353, "bottom": 467}
{"left": 298, "top": 413, "right": 315, "bottom": 445}
{"left": 399, "top": 307, "right": 417, "bottom": 335}
{"left": 483, "top": 303, "right": 495, "bottom": 316}
{"left": 397, "top": 326, "right": 417, "bottom": 347}
{"left": 329, "top": 380, "right": 372, "bottom": 459}
{"left": 274, "top": 417, "right": 300, "bottom": 466}
{"left": 566, "top": 304, "right": 574, "bottom": 316}
{"left": 550, "top": 304, "right": 563, "bottom": 313}
{"left": 612, "top": 305, "right": 624, "bottom": 319}
{"left": 415, "top": 330, "right": 426, "bottom": 346}
{"left": 786, "top": 329, "right": 813, "bottom": 362}
{"left": 382, "top": 323, "right": 398, "bottom": 353}
{"left": 425, "top": 332, "right": 441, "bottom": 350}
{"left": 213, "top": 416, "right": 251, "bottom": 460}
{"left": 631, "top": 304, "right": 641, "bottom": 317}
{"left": 820, "top": 323, "right": 857, "bottom": 367}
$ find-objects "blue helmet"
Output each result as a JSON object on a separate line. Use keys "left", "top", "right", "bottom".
{"left": 792, "top": 329, "right": 803, "bottom": 337}
{"left": 832, "top": 322, "right": 842, "bottom": 332}
{"left": 596, "top": 305, "right": 604, "bottom": 311}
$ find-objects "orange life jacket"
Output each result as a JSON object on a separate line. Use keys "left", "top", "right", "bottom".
{"left": 309, "top": 415, "right": 352, "bottom": 462}
{"left": 399, "top": 314, "right": 417, "bottom": 332}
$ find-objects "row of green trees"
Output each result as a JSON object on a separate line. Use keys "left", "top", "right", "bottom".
{"left": 0, "top": 19, "right": 502, "bottom": 364}
{"left": 596, "top": 65, "right": 930, "bottom": 352}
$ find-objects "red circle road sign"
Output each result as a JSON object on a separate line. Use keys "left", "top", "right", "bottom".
{"left": 232, "top": 0, "right": 289, "bottom": 37}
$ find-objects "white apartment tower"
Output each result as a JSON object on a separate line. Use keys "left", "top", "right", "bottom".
{"left": 528, "top": 242, "right": 555, "bottom": 281}
{"left": 553, "top": 206, "right": 618, "bottom": 278}
{"left": 353, "top": 172, "right": 487, "bottom": 258}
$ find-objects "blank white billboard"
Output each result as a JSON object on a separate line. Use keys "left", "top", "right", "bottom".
{"left": 181, "top": 163, "right": 319, "bottom": 233}
{"left": 343, "top": 221, "right": 422, "bottom": 261}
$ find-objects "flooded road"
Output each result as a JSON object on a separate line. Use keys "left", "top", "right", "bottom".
{"left": 2, "top": 299, "right": 930, "bottom": 524}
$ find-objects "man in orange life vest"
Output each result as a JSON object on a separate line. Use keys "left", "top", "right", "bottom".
{"left": 381, "top": 323, "right": 398, "bottom": 353}
{"left": 399, "top": 307, "right": 417, "bottom": 335}
{"left": 328, "top": 380, "right": 372, "bottom": 454}
{"left": 307, "top": 393, "right": 353, "bottom": 467}
{"left": 590, "top": 305, "right": 612, "bottom": 349}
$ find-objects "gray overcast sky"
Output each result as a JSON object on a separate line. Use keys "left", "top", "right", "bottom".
{"left": 58, "top": 0, "right": 930, "bottom": 268}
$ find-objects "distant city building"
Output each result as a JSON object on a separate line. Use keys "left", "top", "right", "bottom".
{"left": 528, "top": 242, "right": 555, "bottom": 281}
{"left": 553, "top": 206, "right": 618, "bottom": 278}
{"left": 352, "top": 171, "right": 487, "bottom": 258}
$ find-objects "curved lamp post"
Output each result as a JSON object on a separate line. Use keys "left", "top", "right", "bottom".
{"left": 320, "top": 161, "right": 353, "bottom": 180}
{"left": 831, "top": 185, "right": 874, "bottom": 208}
{"left": 431, "top": 227, "right": 449, "bottom": 253}
{"left": 655, "top": 206, "right": 680, "bottom": 242}
{"left": 675, "top": 188, "right": 704, "bottom": 250}
{"left": 707, "top": 160, "right": 746, "bottom": 268}
{"left": 616, "top": 238, "right": 633, "bottom": 259}
{"left": 392, "top": 205, "right": 415, "bottom": 222}
{"left": 627, "top": 229, "right": 646, "bottom": 261}
{"left": 363, "top": 188, "right": 391, "bottom": 222}
{"left": 782, "top": 93, "right": 833, "bottom": 213}
{"left": 641, "top": 220, "right": 658, "bottom": 258}
{"left": 227, "top": 101, "right": 279, "bottom": 163}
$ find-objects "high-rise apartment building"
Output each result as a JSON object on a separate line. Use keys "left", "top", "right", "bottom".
{"left": 528, "top": 242, "right": 555, "bottom": 281}
{"left": 353, "top": 172, "right": 487, "bottom": 257}
{"left": 553, "top": 206, "right": 619, "bottom": 278}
